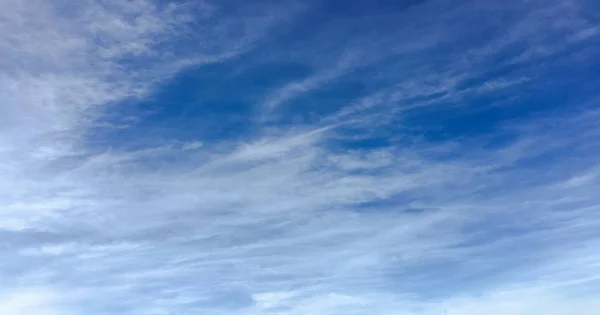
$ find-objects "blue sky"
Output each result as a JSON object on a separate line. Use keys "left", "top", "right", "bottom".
{"left": 1, "top": 0, "right": 600, "bottom": 314}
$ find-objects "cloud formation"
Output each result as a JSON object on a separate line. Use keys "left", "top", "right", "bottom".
{"left": 1, "top": 0, "right": 599, "bottom": 314}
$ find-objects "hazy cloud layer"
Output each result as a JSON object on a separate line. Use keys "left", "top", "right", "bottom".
{"left": 1, "top": 0, "right": 599, "bottom": 314}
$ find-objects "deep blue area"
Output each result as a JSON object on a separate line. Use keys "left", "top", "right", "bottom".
{"left": 87, "top": 0, "right": 600, "bottom": 164}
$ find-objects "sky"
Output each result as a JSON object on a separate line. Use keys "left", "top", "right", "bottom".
{"left": 1, "top": 0, "right": 600, "bottom": 314}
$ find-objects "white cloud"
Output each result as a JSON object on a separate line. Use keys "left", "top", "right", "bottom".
{"left": 181, "top": 141, "right": 203, "bottom": 150}
{"left": 4, "top": 108, "right": 597, "bottom": 313}
{"left": 0, "top": 288, "right": 65, "bottom": 315}
{"left": 1, "top": 0, "right": 599, "bottom": 314}
{"left": 0, "top": 0, "right": 294, "bottom": 230}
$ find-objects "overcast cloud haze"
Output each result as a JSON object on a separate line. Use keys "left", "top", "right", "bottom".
{"left": 1, "top": 0, "right": 600, "bottom": 314}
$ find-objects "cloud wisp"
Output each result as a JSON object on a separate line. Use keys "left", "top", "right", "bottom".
{"left": 1, "top": 0, "right": 600, "bottom": 314}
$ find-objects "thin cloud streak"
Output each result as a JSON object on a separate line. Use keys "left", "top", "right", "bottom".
{"left": 1, "top": 0, "right": 599, "bottom": 314}
{"left": 4, "top": 108, "right": 600, "bottom": 314}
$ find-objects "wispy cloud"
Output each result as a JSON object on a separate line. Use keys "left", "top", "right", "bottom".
{"left": 0, "top": 288, "right": 65, "bottom": 315}
{"left": 1, "top": 0, "right": 599, "bottom": 314}
{"left": 262, "top": 0, "right": 600, "bottom": 124}
{"left": 5, "top": 107, "right": 599, "bottom": 313}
